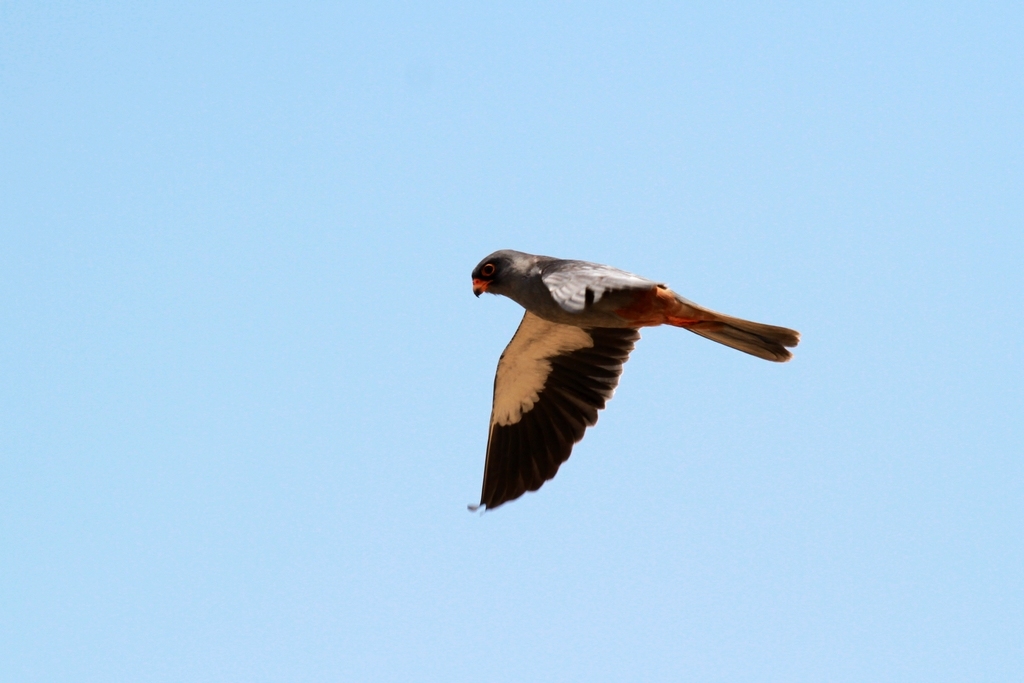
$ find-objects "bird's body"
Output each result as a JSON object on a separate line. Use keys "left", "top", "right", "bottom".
{"left": 482, "top": 255, "right": 658, "bottom": 328}
{"left": 470, "top": 249, "right": 799, "bottom": 510}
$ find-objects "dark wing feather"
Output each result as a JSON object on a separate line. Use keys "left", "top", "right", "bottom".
{"left": 476, "top": 312, "right": 639, "bottom": 510}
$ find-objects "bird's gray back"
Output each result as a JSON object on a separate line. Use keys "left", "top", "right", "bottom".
{"left": 510, "top": 257, "right": 659, "bottom": 328}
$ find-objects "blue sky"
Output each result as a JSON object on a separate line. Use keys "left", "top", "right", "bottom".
{"left": 2, "top": 2, "right": 1022, "bottom": 681}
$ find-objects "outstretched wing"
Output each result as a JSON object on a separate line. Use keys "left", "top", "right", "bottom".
{"left": 474, "top": 311, "right": 640, "bottom": 510}
{"left": 541, "top": 261, "right": 656, "bottom": 313}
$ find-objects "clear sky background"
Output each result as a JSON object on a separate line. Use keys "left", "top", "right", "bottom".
{"left": 2, "top": 3, "right": 1022, "bottom": 682}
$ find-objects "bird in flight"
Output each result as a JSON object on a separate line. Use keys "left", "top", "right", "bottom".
{"left": 469, "top": 249, "right": 799, "bottom": 511}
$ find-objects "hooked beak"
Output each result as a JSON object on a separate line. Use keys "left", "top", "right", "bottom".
{"left": 472, "top": 278, "right": 489, "bottom": 297}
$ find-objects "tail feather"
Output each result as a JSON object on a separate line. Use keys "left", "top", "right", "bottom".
{"left": 669, "top": 295, "right": 800, "bottom": 362}
{"left": 686, "top": 316, "right": 799, "bottom": 362}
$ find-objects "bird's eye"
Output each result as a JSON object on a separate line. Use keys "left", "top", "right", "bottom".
{"left": 481, "top": 263, "right": 496, "bottom": 277}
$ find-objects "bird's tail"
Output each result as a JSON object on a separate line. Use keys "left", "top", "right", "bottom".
{"left": 667, "top": 294, "right": 800, "bottom": 363}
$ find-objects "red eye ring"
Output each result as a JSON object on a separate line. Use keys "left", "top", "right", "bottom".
{"left": 481, "top": 263, "right": 496, "bottom": 277}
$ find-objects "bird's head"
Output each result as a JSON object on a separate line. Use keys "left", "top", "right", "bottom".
{"left": 471, "top": 250, "right": 530, "bottom": 297}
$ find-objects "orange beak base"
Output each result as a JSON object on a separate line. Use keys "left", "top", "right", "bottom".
{"left": 472, "top": 278, "right": 490, "bottom": 297}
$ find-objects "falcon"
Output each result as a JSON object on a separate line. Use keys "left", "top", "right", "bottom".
{"left": 469, "top": 249, "right": 800, "bottom": 511}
